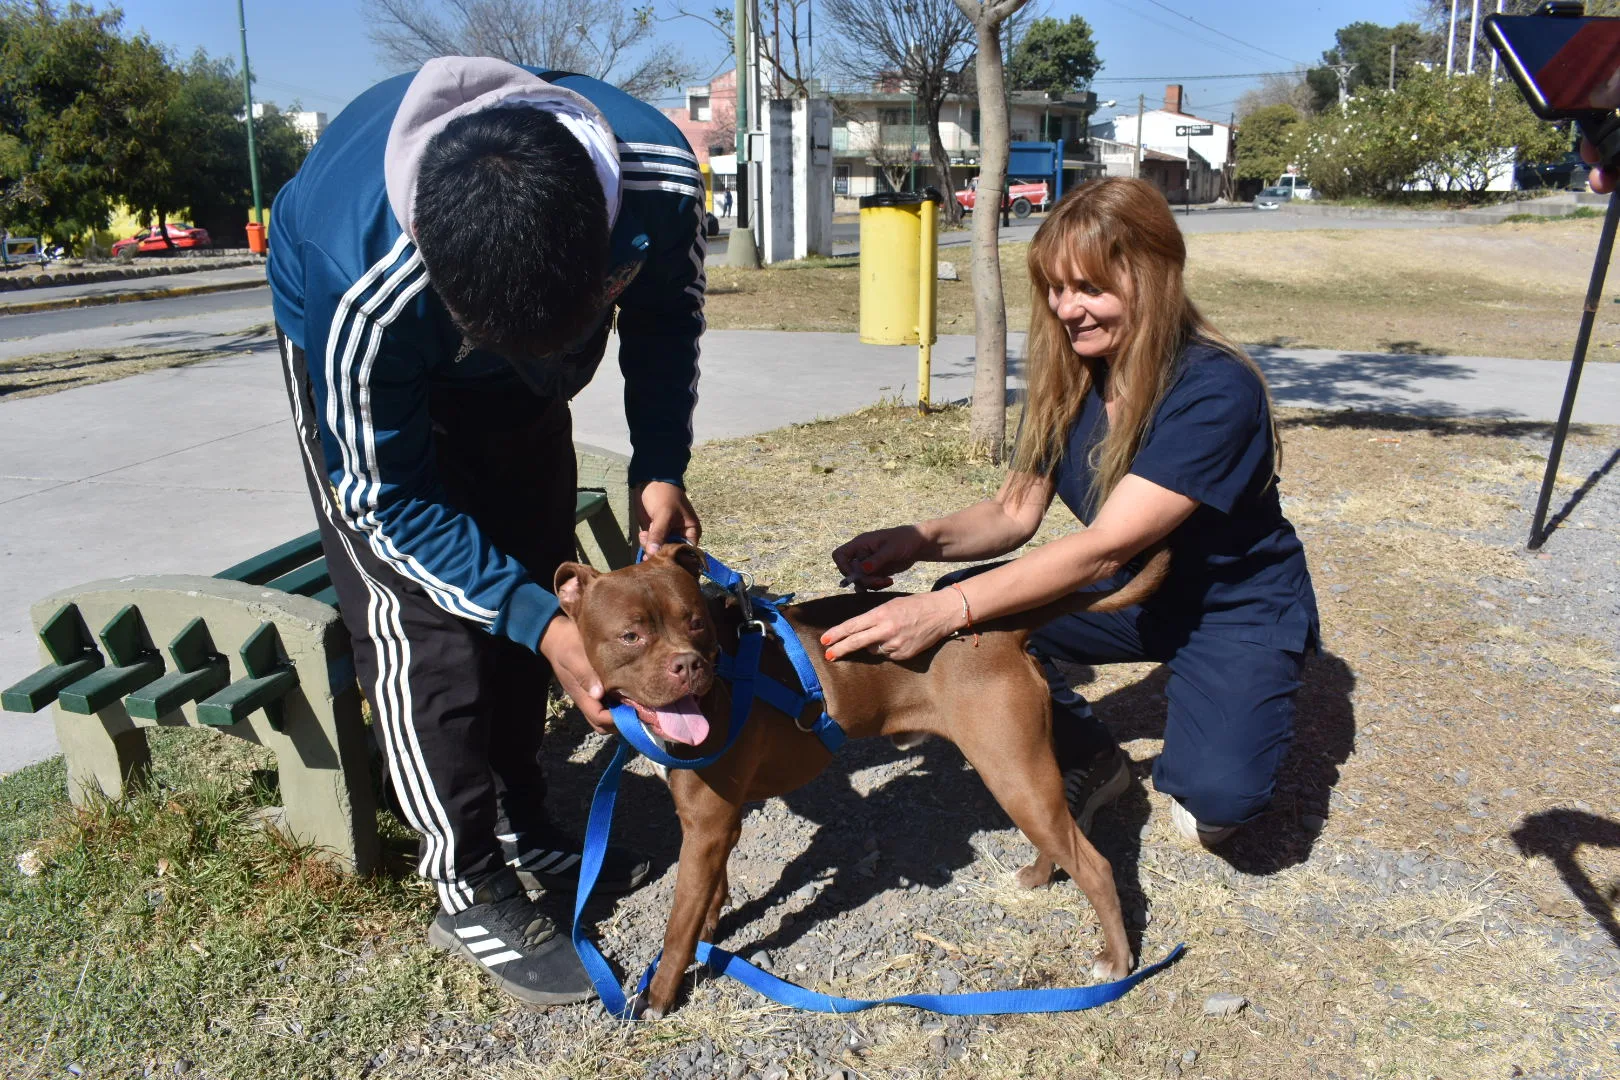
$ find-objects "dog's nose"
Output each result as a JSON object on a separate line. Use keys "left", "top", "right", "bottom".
{"left": 667, "top": 651, "right": 705, "bottom": 683}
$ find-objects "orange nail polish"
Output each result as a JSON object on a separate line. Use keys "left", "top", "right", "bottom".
{"left": 824, "top": 650, "right": 835, "bottom": 662}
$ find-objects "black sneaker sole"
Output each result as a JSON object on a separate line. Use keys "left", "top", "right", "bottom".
{"left": 427, "top": 918, "right": 596, "bottom": 1007}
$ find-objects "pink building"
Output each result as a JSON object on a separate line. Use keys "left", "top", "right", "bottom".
{"left": 661, "top": 69, "right": 738, "bottom": 165}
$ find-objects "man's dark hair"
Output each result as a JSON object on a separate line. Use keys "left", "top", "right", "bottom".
{"left": 414, "top": 107, "right": 610, "bottom": 359}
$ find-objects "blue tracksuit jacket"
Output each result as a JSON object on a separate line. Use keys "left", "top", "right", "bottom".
{"left": 267, "top": 68, "right": 705, "bottom": 653}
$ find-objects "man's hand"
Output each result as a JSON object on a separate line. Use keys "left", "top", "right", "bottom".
{"left": 636, "top": 480, "right": 701, "bottom": 554}
{"left": 819, "top": 589, "right": 964, "bottom": 663}
{"left": 1582, "top": 137, "right": 1614, "bottom": 194}
{"left": 539, "top": 616, "right": 615, "bottom": 734}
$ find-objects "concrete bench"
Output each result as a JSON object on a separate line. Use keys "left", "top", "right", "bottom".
{"left": 1, "top": 444, "right": 635, "bottom": 874}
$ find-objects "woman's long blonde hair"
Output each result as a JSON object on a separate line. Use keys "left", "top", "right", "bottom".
{"left": 1011, "top": 177, "right": 1280, "bottom": 513}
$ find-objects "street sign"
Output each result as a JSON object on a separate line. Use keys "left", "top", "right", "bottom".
{"left": 1175, "top": 124, "right": 1215, "bottom": 137}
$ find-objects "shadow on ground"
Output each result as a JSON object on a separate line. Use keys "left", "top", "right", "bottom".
{"left": 1512, "top": 809, "right": 1620, "bottom": 951}
{"left": 537, "top": 648, "right": 1357, "bottom": 975}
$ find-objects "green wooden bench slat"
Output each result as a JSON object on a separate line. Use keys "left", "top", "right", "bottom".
{"left": 311, "top": 586, "right": 340, "bottom": 608}
{"left": 2, "top": 655, "right": 104, "bottom": 713}
{"left": 216, "top": 530, "right": 323, "bottom": 585}
{"left": 196, "top": 669, "right": 298, "bottom": 728}
{"left": 265, "top": 560, "right": 331, "bottom": 598}
{"left": 575, "top": 490, "right": 607, "bottom": 523}
{"left": 57, "top": 659, "right": 164, "bottom": 714}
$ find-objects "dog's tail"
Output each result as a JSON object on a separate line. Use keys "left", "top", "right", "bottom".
{"left": 984, "top": 544, "right": 1171, "bottom": 633}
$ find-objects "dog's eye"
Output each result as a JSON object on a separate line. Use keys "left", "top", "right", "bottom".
{"left": 620, "top": 630, "right": 641, "bottom": 645}
{"left": 689, "top": 617, "right": 706, "bottom": 632}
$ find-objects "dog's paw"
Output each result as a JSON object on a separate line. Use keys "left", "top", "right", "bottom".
{"left": 1015, "top": 860, "right": 1055, "bottom": 889}
{"left": 629, "top": 990, "right": 665, "bottom": 1021}
{"left": 1090, "top": 950, "right": 1135, "bottom": 983}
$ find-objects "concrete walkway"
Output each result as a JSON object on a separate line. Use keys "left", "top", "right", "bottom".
{"left": 3, "top": 331, "right": 1616, "bottom": 773}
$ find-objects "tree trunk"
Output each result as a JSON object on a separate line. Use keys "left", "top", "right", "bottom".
{"left": 925, "top": 96, "right": 961, "bottom": 225}
{"left": 157, "top": 208, "right": 174, "bottom": 251}
{"left": 955, "top": 2, "right": 1025, "bottom": 459}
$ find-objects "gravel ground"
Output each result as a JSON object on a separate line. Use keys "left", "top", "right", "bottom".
{"left": 334, "top": 429, "right": 1620, "bottom": 1079}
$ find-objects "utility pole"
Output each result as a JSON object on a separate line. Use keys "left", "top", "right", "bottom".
{"left": 237, "top": 0, "right": 263, "bottom": 226}
{"left": 1446, "top": 0, "right": 1459, "bottom": 76}
{"left": 1133, "top": 93, "right": 1144, "bottom": 180}
{"left": 1489, "top": 0, "right": 1504, "bottom": 87}
{"left": 727, "top": 0, "right": 759, "bottom": 267}
{"left": 1389, "top": 42, "right": 1397, "bottom": 91}
{"left": 1467, "top": 0, "right": 1481, "bottom": 76}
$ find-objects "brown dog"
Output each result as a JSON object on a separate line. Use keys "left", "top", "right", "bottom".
{"left": 554, "top": 545, "right": 1167, "bottom": 1018}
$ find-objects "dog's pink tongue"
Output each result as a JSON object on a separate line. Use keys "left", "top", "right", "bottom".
{"left": 648, "top": 695, "right": 710, "bottom": 746}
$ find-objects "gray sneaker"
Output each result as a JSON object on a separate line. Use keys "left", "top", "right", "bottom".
{"left": 427, "top": 871, "right": 595, "bottom": 1007}
{"left": 1059, "top": 745, "right": 1133, "bottom": 834}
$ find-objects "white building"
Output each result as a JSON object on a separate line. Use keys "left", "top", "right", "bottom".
{"left": 246, "top": 103, "right": 329, "bottom": 148}
{"left": 1091, "top": 85, "right": 1232, "bottom": 200}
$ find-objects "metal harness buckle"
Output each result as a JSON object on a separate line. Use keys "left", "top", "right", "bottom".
{"left": 733, "top": 572, "right": 767, "bottom": 637}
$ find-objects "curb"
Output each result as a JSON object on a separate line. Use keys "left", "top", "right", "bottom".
{"left": 0, "top": 278, "right": 267, "bottom": 316}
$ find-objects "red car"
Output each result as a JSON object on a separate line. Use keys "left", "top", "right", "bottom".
{"left": 111, "top": 223, "right": 212, "bottom": 257}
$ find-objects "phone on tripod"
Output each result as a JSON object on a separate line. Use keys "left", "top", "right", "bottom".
{"left": 1486, "top": 2, "right": 1620, "bottom": 167}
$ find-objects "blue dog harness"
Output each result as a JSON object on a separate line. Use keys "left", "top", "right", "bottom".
{"left": 569, "top": 550, "right": 1185, "bottom": 1019}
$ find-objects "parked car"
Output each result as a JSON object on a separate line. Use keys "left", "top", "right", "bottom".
{"left": 954, "top": 177, "right": 1050, "bottom": 218}
{"left": 1273, "top": 174, "right": 1313, "bottom": 200}
{"left": 1252, "top": 185, "right": 1293, "bottom": 211}
{"left": 1515, "top": 152, "right": 1591, "bottom": 191}
{"left": 110, "top": 223, "right": 212, "bottom": 257}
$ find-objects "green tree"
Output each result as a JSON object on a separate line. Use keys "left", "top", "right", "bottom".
{"left": 1307, "top": 21, "right": 1427, "bottom": 112}
{"left": 0, "top": 1, "right": 155, "bottom": 244}
{"left": 1234, "top": 103, "right": 1302, "bottom": 184}
{"left": 1005, "top": 14, "right": 1101, "bottom": 95}
{"left": 1299, "top": 70, "right": 1567, "bottom": 198}
{"left": 1397, "top": 68, "right": 1565, "bottom": 193}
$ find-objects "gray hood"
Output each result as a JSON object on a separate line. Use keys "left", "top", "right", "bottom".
{"left": 384, "top": 56, "right": 621, "bottom": 238}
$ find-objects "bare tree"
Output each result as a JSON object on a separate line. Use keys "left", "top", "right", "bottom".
{"left": 1235, "top": 71, "right": 1313, "bottom": 120}
{"left": 365, "top": 0, "right": 695, "bottom": 100}
{"left": 821, "top": 0, "right": 974, "bottom": 222}
{"left": 952, "top": 0, "right": 1028, "bottom": 459}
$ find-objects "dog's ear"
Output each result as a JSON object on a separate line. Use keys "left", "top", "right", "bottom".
{"left": 553, "top": 562, "right": 600, "bottom": 617}
{"left": 650, "top": 542, "right": 705, "bottom": 581}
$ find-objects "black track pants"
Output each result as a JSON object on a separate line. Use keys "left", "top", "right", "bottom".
{"left": 278, "top": 330, "right": 576, "bottom": 913}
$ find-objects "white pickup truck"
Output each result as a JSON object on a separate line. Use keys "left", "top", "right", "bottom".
{"left": 1274, "top": 174, "right": 1314, "bottom": 200}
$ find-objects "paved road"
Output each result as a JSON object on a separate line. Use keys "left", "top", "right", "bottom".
{"left": 3, "top": 328, "right": 1616, "bottom": 774}
{"left": 0, "top": 263, "right": 265, "bottom": 310}
{"left": 0, "top": 286, "right": 270, "bottom": 341}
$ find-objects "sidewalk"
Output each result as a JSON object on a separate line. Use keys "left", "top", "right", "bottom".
{"left": 2, "top": 331, "right": 1616, "bottom": 773}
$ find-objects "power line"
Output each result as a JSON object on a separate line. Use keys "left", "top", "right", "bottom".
{"left": 1136, "top": 0, "right": 1310, "bottom": 68}
{"left": 1116, "top": 6, "right": 1287, "bottom": 71}
{"left": 1093, "top": 70, "right": 1302, "bottom": 83}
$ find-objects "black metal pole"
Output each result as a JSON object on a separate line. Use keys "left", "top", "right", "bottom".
{"left": 1527, "top": 187, "right": 1620, "bottom": 549}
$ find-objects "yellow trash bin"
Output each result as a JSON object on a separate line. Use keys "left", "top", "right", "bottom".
{"left": 859, "top": 190, "right": 940, "bottom": 407}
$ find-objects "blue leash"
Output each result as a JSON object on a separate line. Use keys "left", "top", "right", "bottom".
{"left": 570, "top": 547, "right": 1185, "bottom": 1019}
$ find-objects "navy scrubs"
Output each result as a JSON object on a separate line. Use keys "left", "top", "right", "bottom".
{"left": 1031, "top": 341, "right": 1318, "bottom": 828}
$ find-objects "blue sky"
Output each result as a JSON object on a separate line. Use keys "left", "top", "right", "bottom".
{"left": 111, "top": 0, "right": 1435, "bottom": 120}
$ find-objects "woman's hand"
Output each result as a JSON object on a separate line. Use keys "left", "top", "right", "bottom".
{"left": 831, "top": 526, "right": 925, "bottom": 590}
{"left": 819, "top": 590, "right": 963, "bottom": 663}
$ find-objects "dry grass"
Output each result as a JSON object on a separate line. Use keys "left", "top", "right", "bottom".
{"left": 705, "top": 218, "right": 1616, "bottom": 361}
{"left": 672, "top": 403, "right": 1620, "bottom": 1080}
{"left": 4, "top": 403, "right": 1617, "bottom": 1079}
